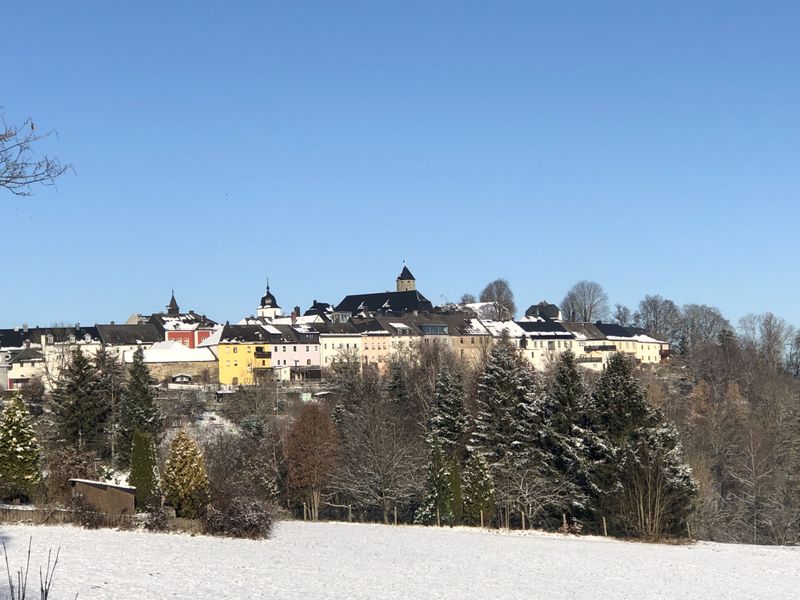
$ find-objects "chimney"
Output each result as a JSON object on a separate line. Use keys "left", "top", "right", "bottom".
{"left": 22, "top": 323, "right": 28, "bottom": 333}
{"left": 110, "top": 321, "right": 115, "bottom": 325}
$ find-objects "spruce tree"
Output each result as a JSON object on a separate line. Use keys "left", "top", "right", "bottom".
{"left": 586, "top": 353, "right": 695, "bottom": 537}
{"left": 543, "top": 351, "right": 593, "bottom": 517}
{"left": 162, "top": 430, "right": 209, "bottom": 518}
{"left": 94, "top": 345, "right": 126, "bottom": 463}
{"left": 118, "top": 348, "right": 163, "bottom": 467}
{"left": 51, "top": 348, "right": 110, "bottom": 455}
{"left": 429, "top": 367, "right": 466, "bottom": 459}
{"left": 462, "top": 451, "right": 494, "bottom": 526}
{"left": 0, "top": 395, "right": 41, "bottom": 500}
{"left": 415, "top": 439, "right": 453, "bottom": 525}
{"left": 416, "top": 367, "right": 468, "bottom": 525}
{"left": 129, "top": 430, "right": 161, "bottom": 509}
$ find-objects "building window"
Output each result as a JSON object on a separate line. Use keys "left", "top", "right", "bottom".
{"left": 306, "top": 346, "right": 309, "bottom": 352}
{"left": 233, "top": 347, "right": 238, "bottom": 353}
{"left": 225, "top": 360, "right": 230, "bottom": 367}
{"left": 307, "top": 359, "right": 311, "bottom": 365}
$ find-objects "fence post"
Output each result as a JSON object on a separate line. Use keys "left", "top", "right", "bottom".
{"left": 521, "top": 511, "right": 526, "bottom": 530}
{"left": 480, "top": 509, "right": 484, "bottom": 528}
{"left": 436, "top": 508, "right": 441, "bottom": 527}
{"left": 602, "top": 516, "right": 608, "bottom": 537}
{"left": 348, "top": 504, "right": 352, "bottom": 523}
{"left": 394, "top": 506, "right": 398, "bottom": 526}
{"left": 303, "top": 502, "right": 307, "bottom": 522}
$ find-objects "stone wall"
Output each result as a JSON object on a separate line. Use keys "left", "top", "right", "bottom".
{"left": 146, "top": 361, "right": 218, "bottom": 384}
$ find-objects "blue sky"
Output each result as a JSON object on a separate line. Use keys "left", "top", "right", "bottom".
{"left": 2, "top": 1, "right": 798, "bottom": 328}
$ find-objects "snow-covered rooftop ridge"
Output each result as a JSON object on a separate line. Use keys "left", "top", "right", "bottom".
{"left": 68, "top": 478, "right": 135, "bottom": 490}
{"left": 124, "top": 341, "right": 216, "bottom": 363}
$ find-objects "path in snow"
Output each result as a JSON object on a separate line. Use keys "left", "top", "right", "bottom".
{"left": 0, "top": 520, "right": 797, "bottom": 599}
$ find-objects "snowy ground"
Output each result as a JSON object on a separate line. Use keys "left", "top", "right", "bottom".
{"left": 1, "top": 520, "right": 797, "bottom": 599}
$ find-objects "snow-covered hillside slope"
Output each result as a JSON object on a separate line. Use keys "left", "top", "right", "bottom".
{"left": 1, "top": 521, "right": 797, "bottom": 599}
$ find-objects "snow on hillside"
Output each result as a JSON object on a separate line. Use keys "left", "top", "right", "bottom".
{"left": 1, "top": 521, "right": 797, "bottom": 599}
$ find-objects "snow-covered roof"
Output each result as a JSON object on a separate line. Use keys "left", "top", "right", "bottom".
{"left": 69, "top": 478, "right": 135, "bottom": 491}
{"left": 481, "top": 320, "right": 526, "bottom": 338}
{"left": 125, "top": 341, "right": 216, "bottom": 363}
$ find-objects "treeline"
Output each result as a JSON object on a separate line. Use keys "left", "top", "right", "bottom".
{"left": 0, "top": 347, "right": 276, "bottom": 538}
{"left": 276, "top": 339, "right": 693, "bottom": 538}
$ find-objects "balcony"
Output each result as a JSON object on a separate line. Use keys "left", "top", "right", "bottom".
{"left": 254, "top": 351, "right": 271, "bottom": 359}
{"left": 575, "top": 356, "right": 603, "bottom": 364}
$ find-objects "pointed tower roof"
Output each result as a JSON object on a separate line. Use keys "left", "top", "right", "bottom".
{"left": 397, "top": 265, "right": 415, "bottom": 281}
{"left": 260, "top": 283, "right": 280, "bottom": 308}
{"left": 167, "top": 290, "right": 180, "bottom": 317}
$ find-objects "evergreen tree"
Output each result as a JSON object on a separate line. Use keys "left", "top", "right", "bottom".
{"left": 118, "top": 348, "right": 163, "bottom": 467}
{"left": 94, "top": 345, "right": 126, "bottom": 464}
{"left": 415, "top": 439, "right": 453, "bottom": 525}
{"left": 586, "top": 353, "right": 696, "bottom": 537}
{"left": 0, "top": 395, "right": 41, "bottom": 500}
{"left": 462, "top": 450, "right": 494, "bottom": 526}
{"left": 543, "top": 351, "right": 593, "bottom": 518}
{"left": 51, "top": 348, "right": 110, "bottom": 455}
{"left": 469, "top": 335, "right": 557, "bottom": 523}
{"left": 416, "top": 367, "right": 470, "bottom": 525}
{"left": 429, "top": 367, "right": 467, "bottom": 459}
{"left": 129, "top": 430, "right": 161, "bottom": 509}
{"left": 162, "top": 430, "right": 209, "bottom": 518}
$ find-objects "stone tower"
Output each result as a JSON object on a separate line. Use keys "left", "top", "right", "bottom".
{"left": 396, "top": 265, "right": 416, "bottom": 292}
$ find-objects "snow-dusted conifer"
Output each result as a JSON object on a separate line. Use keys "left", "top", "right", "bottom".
{"left": 51, "top": 348, "right": 110, "bottom": 455}
{"left": 129, "top": 430, "right": 161, "bottom": 509}
{"left": 118, "top": 348, "right": 163, "bottom": 467}
{"left": 0, "top": 395, "right": 41, "bottom": 499}
{"left": 162, "top": 430, "right": 209, "bottom": 518}
{"left": 587, "top": 353, "right": 695, "bottom": 536}
{"left": 462, "top": 450, "right": 494, "bottom": 526}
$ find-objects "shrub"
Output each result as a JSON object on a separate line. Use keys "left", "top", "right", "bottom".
{"left": 70, "top": 493, "right": 104, "bottom": 529}
{"left": 202, "top": 497, "right": 274, "bottom": 539}
{"left": 143, "top": 505, "right": 168, "bottom": 532}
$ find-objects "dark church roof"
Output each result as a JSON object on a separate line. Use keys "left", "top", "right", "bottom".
{"left": 397, "top": 265, "right": 415, "bottom": 280}
{"left": 261, "top": 285, "right": 279, "bottom": 309}
{"left": 334, "top": 290, "right": 433, "bottom": 316}
{"left": 167, "top": 291, "right": 180, "bottom": 317}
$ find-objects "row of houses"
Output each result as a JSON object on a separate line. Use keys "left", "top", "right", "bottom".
{"left": 0, "top": 267, "right": 668, "bottom": 390}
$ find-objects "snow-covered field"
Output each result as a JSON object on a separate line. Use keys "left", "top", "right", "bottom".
{"left": 1, "top": 520, "right": 797, "bottom": 599}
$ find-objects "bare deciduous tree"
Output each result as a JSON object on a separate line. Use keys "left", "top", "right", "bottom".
{"left": 460, "top": 293, "right": 477, "bottom": 304}
{"left": 286, "top": 403, "right": 339, "bottom": 521}
{"left": 613, "top": 303, "right": 632, "bottom": 327}
{"left": 634, "top": 295, "right": 682, "bottom": 344}
{"left": 561, "top": 280, "right": 609, "bottom": 323}
{"left": 680, "top": 304, "right": 730, "bottom": 353}
{"left": 1, "top": 112, "right": 70, "bottom": 195}
{"left": 479, "top": 279, "right": 516, "bottom": 320}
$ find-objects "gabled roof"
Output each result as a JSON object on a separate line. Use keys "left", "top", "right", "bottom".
{"left": 218, "top": 324, "right": 279, "bottom": 344}
{"left": 271, "top": 324, "right": 320, "bottom": 344}
{"left": 9, "top": 348, "right": 44, "bottom": 363}
{"left": 334, "top": 290, "right": 432, "bottom": 315}
{"left": 0, "top": 326, "right": 100, "bottom": 349}
{"left": 97, "top": 323, "right": 163, "bottom": 346}
{"left": 515, "top": 320, "right": 574, "bottom": 339}
{"left": 397, "top": 265, "right": 415, "bottom": 280}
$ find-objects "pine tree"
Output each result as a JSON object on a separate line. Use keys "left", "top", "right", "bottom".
{"left": 162, "top": 430, "right": 209, "bottom": 518}
{"left": 0, "top": 395, "right": 41, "bottom": 500}
{"left": 94, "top": 345, "right": 125, "bottom": 464}
{"left": 469, "top": 335, "right": 556, "bottom": 523}
{"left": 415, "top": 439, "right": 453, "bottom": 525}
{"left": 51, "top": 348, "right": 111, "bottom": 455}
{"left": 543, "top": 351, "right": 593, "bottom": 518}
{"left": 462, "top": 450, "right": 494, "bottom": 526}
{"left": 129, "top": 430, "right": 161, "bottom": 509}
{"left": 429, "top": 367, "right": 466, "bottom": 459}
{"left": 586, "top": 353, "right": 696, "bottom": 537}
{"left": 416, "top": 367, "right": 468, "bottom": 525}
{"left": 118, "top": 348, "right": 163, "bottom": 467}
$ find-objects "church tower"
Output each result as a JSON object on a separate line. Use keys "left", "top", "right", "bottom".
{"left": 166, "top": 290, "right": 180, "bottom": 317}
{"left": 396, "top": 265, "right": 416, "bottom": 292}
{"left": 257, "top": 282, "right": 282, "bottom": 319}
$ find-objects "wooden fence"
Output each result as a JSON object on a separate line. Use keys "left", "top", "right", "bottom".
{"left": 0, "top": 506, "right": 202, "bottom": 533}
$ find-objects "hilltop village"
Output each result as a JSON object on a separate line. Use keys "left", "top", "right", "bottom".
{"left": 0, "top": 266, "right": 668, "bottom": 392}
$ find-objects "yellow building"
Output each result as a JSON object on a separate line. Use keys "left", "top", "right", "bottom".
{"left": 215, "top": 324, "right": 275, "bottom": 386}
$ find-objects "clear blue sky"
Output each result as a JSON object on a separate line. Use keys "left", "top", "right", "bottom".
{"left": 2, "top": 1, "right": 798, "bottom": 328}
